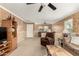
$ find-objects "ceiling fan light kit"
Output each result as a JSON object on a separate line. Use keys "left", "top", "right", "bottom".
{"left": 26, "top": 3, "right": 57, "bottom": 12}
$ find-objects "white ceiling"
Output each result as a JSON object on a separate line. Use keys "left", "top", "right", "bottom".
{"left": 0, "top": 3, "right": 79, "bottom": 24}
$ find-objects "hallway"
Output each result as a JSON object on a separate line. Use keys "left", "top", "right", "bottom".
{"left": 10, "top": 38, "right": 47, "bottom": 56}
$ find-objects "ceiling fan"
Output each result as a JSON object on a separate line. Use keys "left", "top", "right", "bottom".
{"left": 26, "top": 3, "right": 57, "bottom": 12}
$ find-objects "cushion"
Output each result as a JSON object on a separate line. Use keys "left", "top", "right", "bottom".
{"left": 64, "top": 37, "right": 71, "bottom": 43}
{"left": 71, "top": 37, "right": 79, "bottom": 45}
{"left": 68, "top": 43, "right": 79, "bottom": 50}
{"left": 41, "top": 33, "right": 46, "bottom": 37}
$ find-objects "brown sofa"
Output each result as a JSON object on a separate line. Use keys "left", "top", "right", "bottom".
{"left": 41, "top": 32, "right": 55, "bottom": 47}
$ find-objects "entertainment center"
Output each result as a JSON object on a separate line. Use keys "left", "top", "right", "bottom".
{"left": 0, "top": 15, "right": 17, "bottom": 56}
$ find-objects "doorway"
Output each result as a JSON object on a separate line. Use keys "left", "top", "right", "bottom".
{"left": 26, "top": 23, "right": 34, "bottom": 38}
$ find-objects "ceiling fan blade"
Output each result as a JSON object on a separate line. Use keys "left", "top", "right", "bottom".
{"left": 26, "top": 3, "right": 36, "bottom": 5}
{"left": 48, "top": 3, "right": 56, "bottom": 10}
{"left": 38, "top": 5, "right": 43, "bottom": 12}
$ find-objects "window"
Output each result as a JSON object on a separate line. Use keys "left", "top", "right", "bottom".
{"left": 64, "top": 18, "right": 73, "bottom": 33}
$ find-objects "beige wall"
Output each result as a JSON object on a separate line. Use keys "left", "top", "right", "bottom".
{"left": 73, "top": 13, "right": 79, "bottom": 33}
{"left": 52, "top": 12, "right": 79, "bottom": 42}
{"left": 52, "top": 20, "right": 64, "bottom": 33}
{"left": 52, "top": 20, "right": 64, "bottom": 44}
{"left": 52, "top": 12, "right": 79, "bottom": 33}
{"left": 0, "top": 8, "right": 26, "bottom": 43}
{"left": 15, "top": 17, "right": 26, "bottom": 43}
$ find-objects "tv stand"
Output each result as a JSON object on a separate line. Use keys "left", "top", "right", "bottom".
{"left": 1, "top": 15, "right": 17, "bottom": 56}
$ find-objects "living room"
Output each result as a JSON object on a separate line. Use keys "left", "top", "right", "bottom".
{"left": 0, "top": 3, "right": 79, "bottom": 56}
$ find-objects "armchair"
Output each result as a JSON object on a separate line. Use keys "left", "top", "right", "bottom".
{"left": 41, "top": 32, "right": 55, "bottom": 47}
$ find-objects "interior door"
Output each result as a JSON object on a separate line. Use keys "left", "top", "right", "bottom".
{"left": 26, "top": 24, "right": 34, "bottom": 37}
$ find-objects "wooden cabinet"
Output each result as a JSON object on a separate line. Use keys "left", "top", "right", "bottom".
{"left": 46, "top": 45, "right": 73, "bottom": 56}
{"left": 1, "top": 16, "right": 17, "bottom": 55}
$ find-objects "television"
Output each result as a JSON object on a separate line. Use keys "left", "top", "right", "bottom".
{"left": 0, "top": 27, "right": 7, "bottom": 42}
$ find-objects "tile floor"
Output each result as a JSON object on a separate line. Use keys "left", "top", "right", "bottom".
{"left": 10, "top": 38, "right": 47, "bottom": 56}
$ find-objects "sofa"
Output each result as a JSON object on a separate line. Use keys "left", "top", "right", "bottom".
{"left": 63, "top": 36, "right": 79, "bottom": 56}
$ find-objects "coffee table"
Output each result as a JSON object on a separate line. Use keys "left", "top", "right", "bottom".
{"left": 46, "top": 45, "right": 73, "bottom": 56}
